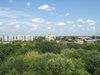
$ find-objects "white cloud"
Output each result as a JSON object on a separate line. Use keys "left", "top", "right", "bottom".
{"left": 47, "top": 27, "right": 51, "bottom": 30}
{"left": 15, "top": 24, "right": 20, "bottom": 28}
{"left": 0, "top": 8, "right": 15, "bottom": 18}
{"left": 88, "top": 26, "right": 96, "bottom": 31}
{"left": 32, "top": 18, "right": 45, "bottom": 24}
{"left": 78, "top": 25, "right": 82, "bottom": 28}
{"left": 72, "top": 24, "right": 76, "bottom": 27}
{"left": 66, "top": 21, "right": 74, "bottom": 24}
{"left": 0, "top": 22, "right": 3, "bottom": 25}
{"left": 38, "top": 4, "right": 55, "bottom": 11}
{"left": 69, "top": 24, "right": 77, "bottom": 30}
{"left": 27, "top": 2, "right": 31, "bottom": 7}
{"left": 77, "top": 19, "right": 96, "bottom": 26}
{"left": 32, "top": 24, "right": 38, "bottom": 27}
{"left": 56, "top": 22, "right": 66, "bottom": 26}
{"left": 32, "top": 27, "right": 37, "bottom": 31}
{"left": 70, "top": 27, "right": 74, "bottom": 30}
{"left": 91, "top": 26, "right": 96, "bottom": 30}
{"left": 65, "top": 13, "right": 70, "bottom": 16}
{"left": 10, "top": 19, "right": 18, "bottom": 25}
{"left": 86, "top": 19, "right": 96, "bottom": 26}
{"left": 46, "top": 22, "right": 52, "bottom": 25}
{"left": 0, "top": 7, "right": 33, "bottom": 18}
{"left": 0, "top": 19, "right": 18, "bottom": 26}
{"left": 77, "top": 19, "right": 84, "bottom": 23}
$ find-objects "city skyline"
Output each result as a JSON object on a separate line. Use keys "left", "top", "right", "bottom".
{"left": 0, "top": 0, "right": 100, "bottom": 36}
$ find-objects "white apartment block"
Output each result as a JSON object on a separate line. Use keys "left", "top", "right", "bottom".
{"left": 45, "top": 35, "right": 56, "bottom": 41}
{"left": 0, "top": 35, "right": 34, "bottom": 42}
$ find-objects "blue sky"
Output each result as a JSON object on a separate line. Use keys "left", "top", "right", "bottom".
{"left": 0, "top": 0, "right": 100, "bottom": 36}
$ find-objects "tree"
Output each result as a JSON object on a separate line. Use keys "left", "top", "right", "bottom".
{"left": 94, "top": 67, "right": 100, "bottom": 75}
{"left": 35, "top": 40, "right": 62, "bottom": 53}
{"left": 82, "top": 50, "right": 100, "bottom": 75}
{"left": 32, "top": 53, "right": 90, "bottom": 75}
{"left": 5, "top": 68, "right": 20, "bottom": 75}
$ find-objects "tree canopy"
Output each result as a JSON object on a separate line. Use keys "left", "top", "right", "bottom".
{"left": 0, "top": 39, "right": 100, "bottom": 75}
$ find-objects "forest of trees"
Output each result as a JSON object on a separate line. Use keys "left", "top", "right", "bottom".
{"left": 0, "top": 39, "right": 100, "bottom": 75}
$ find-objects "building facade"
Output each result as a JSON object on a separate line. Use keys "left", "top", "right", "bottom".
{"left": 45, "top": 35, "right": 56, "bottom": 41}
{"left": 0, "top": 35, "right": 34, "bottom": 42}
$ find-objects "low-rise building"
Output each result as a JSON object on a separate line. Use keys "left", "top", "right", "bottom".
{"left": 76, "top": 37, "right": 98, "bottom": 44}
{"left": 85, "top": 40, "right": 97, "bottom": 44}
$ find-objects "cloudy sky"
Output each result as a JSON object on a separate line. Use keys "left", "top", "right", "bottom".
{"left": 0, "top": 0, "right": 100, "bottom": 36}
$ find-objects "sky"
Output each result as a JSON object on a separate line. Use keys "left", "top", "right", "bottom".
{"left": 0, "top": 0, "right": 100, "bottom": 36}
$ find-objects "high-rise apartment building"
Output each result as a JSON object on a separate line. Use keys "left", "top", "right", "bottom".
{"left": 0, "top": 35, "right": 34, "bottom": 42}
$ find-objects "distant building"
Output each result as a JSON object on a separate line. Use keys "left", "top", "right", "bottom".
{"left": 76, "top": 37, "right": 98, "bottom": 44}
{"left": 76, "top": 37, "right": 88, "bottom": 44}
{"left": 78, "top": 37, "right": 91, "bottom": 40}
{"left": 96, "top": 39, "right": 100, "bottom": 43}
{"left": 0, "top": 35, "right": 34, "bottom": 42}
{"left": 45, "top": 35, "right": 56, "bottom": 41}
{"left": 85, "top": 40, "right": 97, "bottom": 44}
{"left": 76, "top": 39, "right": 84, "bottom": 44}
